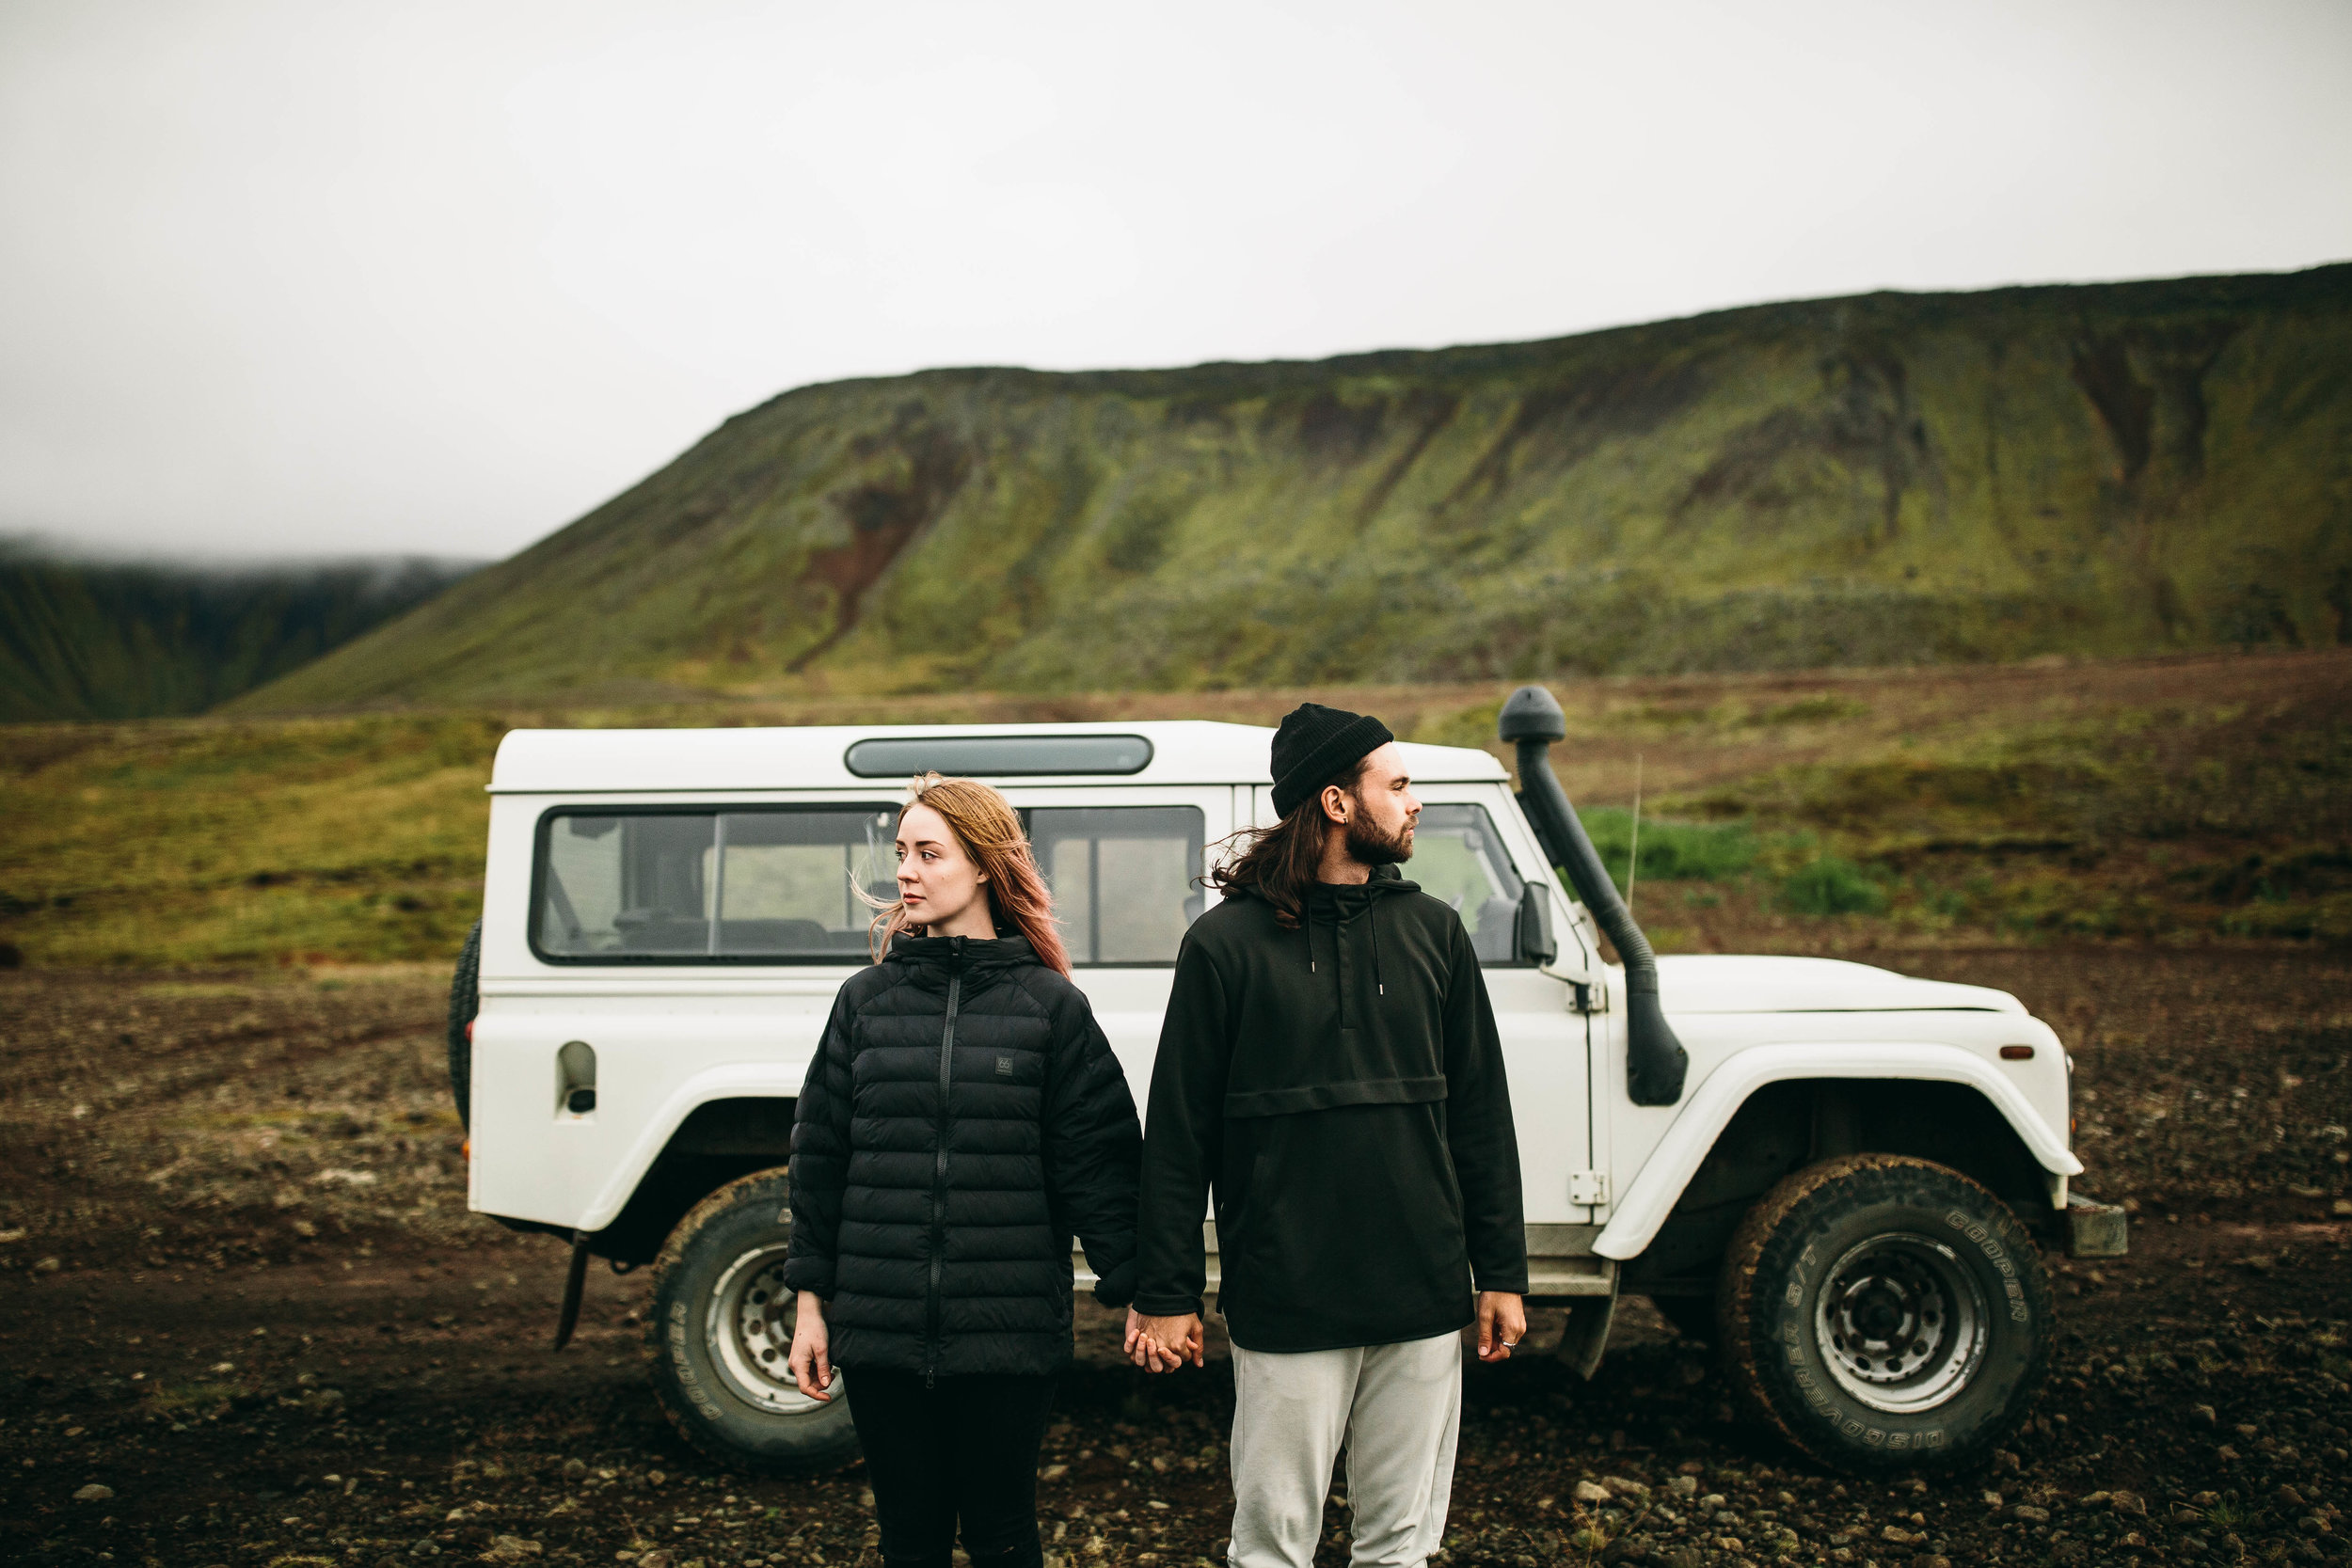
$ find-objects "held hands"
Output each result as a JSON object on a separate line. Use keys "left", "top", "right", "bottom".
{"left": 1475, "top": 1291, "right": 1527, "bottom": 1363}
{"left": 1120, "top": 1298, "right": 1518, "bottom": 1370}
{"left": 1124, "top": 1307, "right": 1205, "bottom": 1372}
{"left": 786, "top": 1290, "right": 834, "bottom": 1401}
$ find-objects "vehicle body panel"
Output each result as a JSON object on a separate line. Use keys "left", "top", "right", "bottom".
{"left": 465, "top": 721, "right": 2077, "bottom": 1278}
{"left": 1593, "top": 1037, "right": 2081, "bottom": 1262}
{"left": 1589, "top": 999, "right": 2075, "bottom": 1248}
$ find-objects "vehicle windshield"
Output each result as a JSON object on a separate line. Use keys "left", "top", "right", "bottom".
{"left": 1412, "top": 803, "right": 1527, "bottom": 964}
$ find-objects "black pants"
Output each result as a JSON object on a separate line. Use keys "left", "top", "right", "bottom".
{"left": 844, "top": 1369, "right": 1058, "bottom": 1568}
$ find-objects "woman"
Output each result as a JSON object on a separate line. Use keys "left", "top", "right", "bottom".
{"left": 784, "top": 774, "right": 1144, "bottom": 1568}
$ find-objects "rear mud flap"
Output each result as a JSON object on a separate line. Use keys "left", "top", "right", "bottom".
{"left": 553, "top": 1230, "right": 592, "bottom": 1350}
{"left": 1557, "top": 1286, "right": 1620, "bottom": 1380}
{"left": 2065, "top": 1193, "right": 2128, "bottom": 1259}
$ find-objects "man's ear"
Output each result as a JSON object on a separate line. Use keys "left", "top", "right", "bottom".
{"left": 1320, "top": 783, "right": 1350, "bottom": 824}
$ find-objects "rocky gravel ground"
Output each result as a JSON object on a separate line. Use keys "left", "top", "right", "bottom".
{"left": 2, "top": 947, "right": 2347, "bottom": 1567}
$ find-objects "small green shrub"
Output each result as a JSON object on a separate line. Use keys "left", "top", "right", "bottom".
{"left": 1779, "top": 856, "right": 1888, "bottom": 915}
{"left": 1578, "top": 808, "right": 1759, "bottom": 892}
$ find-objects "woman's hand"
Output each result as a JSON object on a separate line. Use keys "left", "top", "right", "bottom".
{"left": 787, "top": 1290, "right": 834, "bottom": 1401}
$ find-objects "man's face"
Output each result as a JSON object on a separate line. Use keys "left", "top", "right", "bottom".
{"left": 1337, "top": 742, "right": 1420, "bottom": 865}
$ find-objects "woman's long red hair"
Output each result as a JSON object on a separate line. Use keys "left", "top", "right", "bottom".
{"left": 866, "top": 773, "right": 1073, "bottom": 977}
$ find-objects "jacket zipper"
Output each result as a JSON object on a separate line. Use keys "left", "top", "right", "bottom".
{"left": 925, "top": 939, "right": 964, "bottom": 1386}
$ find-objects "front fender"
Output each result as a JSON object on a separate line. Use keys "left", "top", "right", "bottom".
{"left": 1592, "top": 1042, "right": 2080, "bottom": 1262}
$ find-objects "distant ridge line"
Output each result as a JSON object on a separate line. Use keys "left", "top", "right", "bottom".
{"left": 199, "top": 261, "right": 2352, "bottom": 711}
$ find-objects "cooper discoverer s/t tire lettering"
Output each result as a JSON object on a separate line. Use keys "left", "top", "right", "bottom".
{"left": 1718, "top": 1153, "right": 2051, "bottom": 1472}
{"left": 646, "top": 1168, "right": 861, "bottom": 1474}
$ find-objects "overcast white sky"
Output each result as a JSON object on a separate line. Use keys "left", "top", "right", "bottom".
{"left": 4, "top": 0, "right": 2348, "bottom": 562}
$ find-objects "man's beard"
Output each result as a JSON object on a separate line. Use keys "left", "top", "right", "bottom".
{"left": 1343, "top": 810, "right": 1413, "bottom": 867}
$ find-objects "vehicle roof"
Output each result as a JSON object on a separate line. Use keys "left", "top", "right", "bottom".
{"left": 486, "top": 720, "right": 1509, "bottom": 795}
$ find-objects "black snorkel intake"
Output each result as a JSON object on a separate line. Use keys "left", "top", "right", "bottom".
{"left": 1500, "top": 685, "right": 1689, "bottom": 1107}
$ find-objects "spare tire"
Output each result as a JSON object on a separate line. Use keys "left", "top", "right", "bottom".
{"left": 447, "top": 919, "right": 481, "bottom": 1128}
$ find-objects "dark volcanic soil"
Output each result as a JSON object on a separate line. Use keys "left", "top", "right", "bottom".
{"left": 1, "top": 950, "right": 2347, "bottom": 1568}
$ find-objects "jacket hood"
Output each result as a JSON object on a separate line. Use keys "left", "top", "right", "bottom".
{"left": 1311, "top": 864, "right": 1422, "bottom": 899}
{"left": 1263, "top": 863, "right": 1421, "bottom": 992}
{"left": 883, "top": 931, "right": 1040, "bottom": 978}
{"left": 1227, "top": 863, "right": 1422, "bottom": 907}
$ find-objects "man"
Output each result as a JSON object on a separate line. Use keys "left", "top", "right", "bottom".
{"left": 1126, "top": 702, "right": 1527, "bottom": 1568}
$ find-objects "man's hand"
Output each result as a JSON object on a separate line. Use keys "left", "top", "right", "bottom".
{"left": 1124, "top": 1308, "right": 1205, "bottom": 1371}
{"left": 1475, "top": 1291, "right": 1526, "bottom": 1363}
{"left": 787, "top": 1290, "right": 834, "bottom": 1401}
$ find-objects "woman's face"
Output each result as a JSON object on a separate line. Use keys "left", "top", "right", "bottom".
{"left": 895, "top": 801, "right": 991, "bottom": 936}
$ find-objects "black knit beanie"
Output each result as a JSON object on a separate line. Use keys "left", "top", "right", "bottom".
{"left": 1269, "top": 703, "right": 1395, "bottom": 818}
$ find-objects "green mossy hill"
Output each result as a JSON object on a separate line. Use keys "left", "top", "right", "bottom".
{"left": 243, "top": 265, "right": 2352, "bottom": 710}
{"left": 1, "top": 549, "right": 480, "bottom": 721}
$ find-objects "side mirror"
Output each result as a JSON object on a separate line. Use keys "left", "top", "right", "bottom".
{"left": 1516, "top": 880, "right": 1556, "bottom": 965}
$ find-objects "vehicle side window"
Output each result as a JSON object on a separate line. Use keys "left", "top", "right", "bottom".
{"left": 1026, "top": 806, "right": 1205, "bottom": 965}
{"left": 1412, "top": 803, "right": 1528, "bottom": 965}
{"left": 533, "top": 807, "right": 897, "bottom": 962}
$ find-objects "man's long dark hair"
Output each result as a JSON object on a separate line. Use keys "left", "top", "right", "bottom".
{"left": 1206, "top": 756, "right": 1371, "bottom": 930}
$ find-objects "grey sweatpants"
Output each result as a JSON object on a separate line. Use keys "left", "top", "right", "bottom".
{"left": 1227, "top": 1330, "right": 1461, "bottom": 1568}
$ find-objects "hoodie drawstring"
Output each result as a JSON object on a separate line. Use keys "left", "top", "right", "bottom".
{"left": 1305, "top": 888, "right": 1383, "bottom": 997}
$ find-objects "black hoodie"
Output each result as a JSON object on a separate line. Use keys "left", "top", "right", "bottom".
{"left": 1133, "top": 871, "right": 1528, "bottom": 1352}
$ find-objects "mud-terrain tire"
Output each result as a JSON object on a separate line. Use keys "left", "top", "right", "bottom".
{"left": 646, "top": 1168, "right": 861, "bottom": 1474}
{"left": 446, "top": 920, "right": 481, "bottom": 1129}
{"left": 1719, "top": 1153, "right": 2050, "bottom": 1472}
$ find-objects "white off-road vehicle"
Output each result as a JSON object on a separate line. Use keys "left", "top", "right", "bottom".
{"left": 448, "top": 687, "right": 2123, "bottom": 1475}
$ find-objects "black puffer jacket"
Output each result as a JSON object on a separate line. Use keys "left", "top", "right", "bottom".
{"left": 783, "top": 933, "right": 1142, "bottom": 1378}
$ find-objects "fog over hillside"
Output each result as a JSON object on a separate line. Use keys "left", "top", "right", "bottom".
{"left": 0, "top": 543, "right": 482, "bottom": 719}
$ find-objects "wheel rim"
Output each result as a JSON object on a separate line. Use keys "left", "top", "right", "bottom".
{"left": 1813, "top": 1231, "right": 1989, "bottom": 1414}
{"left": 705, "top": 1243, "right": 836, "bottom": 1416}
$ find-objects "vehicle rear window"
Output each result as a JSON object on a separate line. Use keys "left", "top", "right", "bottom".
{"left": 1028, "top": 806, "right": 1205, "bottom": 965}
{"left": 532, "top": 802, "right": 1205, "bottom": 965}
{"left": 1413, "top": 803, "right": 1529, "bottom": 965}
{"left": 533, "top": 807, "right": 898, "bottom": 962}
